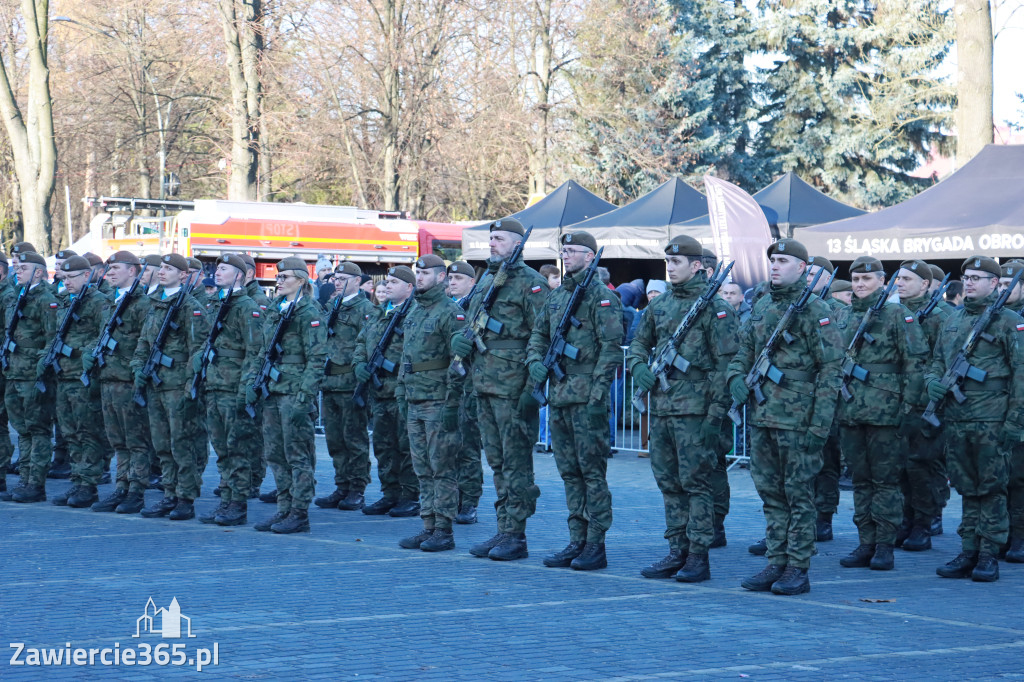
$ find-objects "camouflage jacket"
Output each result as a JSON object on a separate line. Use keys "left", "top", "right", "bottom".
{"left": 901, "top": 293, "right": 950, "bottom": 410}
{"left": 398, "top": 284, "right": 466, "bottom": 403}
{"left": 204, "top": 289, "right": 262, "bottom": 393}
{"left": 526, "top": 269, "right": 623, "bottom": 407}
{"left": 352, "top": 298, "right": 410, "bottom": 400}
{"left": 834, "top": 289, "right": 930, "bottom": 425}
{"left": 323, "top": 293, "right": 381, "bottom": 392}
{"left": 246, "top": 280, "right": 272, "bottom": 312}
{"left": 51, "top": 286, "right": 110, "bottom": 382}
{"left": 131, "top": 288, "right": 210, "bottom": 391}
{"left": 925, "top": 291, "right": 1024, "bottom": 426}
{"left": 463, "top": 258, "right": 548, "bottom": 398}
{"left": 95, "top": 287, "right": 152, "bottom": 383}
{"left": 3, "top": 282, "right": 58, "bottom": 381}
{"left": 626, "top": 274, "right": 740, "bottom": 418}
{"left": 245, "top": 294, "right": 326, "bottom": 396}
{"left": 724, "top": 279, "right": 844, "bottom": 438}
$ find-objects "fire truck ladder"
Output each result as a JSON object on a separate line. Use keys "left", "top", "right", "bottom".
{"left": 84, "top": 197, "right": 196, "bottom": 213}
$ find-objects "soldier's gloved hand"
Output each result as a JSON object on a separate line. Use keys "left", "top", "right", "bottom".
{"left": 1000, "top": 425, "right": 1023, "bottom": 451}
{"left": 354, "top": 362, "right": 372, "bottom": 383}
{"left": 700, "top": 417, "right": 723, "bottom": 450}
{"left": 191, "top": 353, "right": 204, "bottom": 374}
{"left": 80, "top": 352, "right": 96, "bottom": 376}
{"left": 450, "top": 333, "right": 474, "bottom": 359}
{"left": 34, "top": 357, "right": 47, "bottom": 380}
{"left": 245, "top": 386, "right": 259, "bottom": 406}
{"left": 441, "top": 398, "right": 460, "bottom": 432}
{"left": 528, "top": 361, "right": 549, "bottom": 385}
{"left": 133, "top": 370, "right": 147, "bottom": 391}
{"left": 631, "top": 363, "right": 656, "bottom": 392}
{"left": 397, "top": 396, "right": 409, "bottom": 422}
{"left": 585, "top": 402, "right": 607, "bottom": 431}
{"left": 517, "top": 390, "right": 540, "bottom": 419}
{"left": 926, "top": 379, "right": 948, "bottom": 403}
{"left": 806, "top": 431, "right": 827, "bottom": 453}
{"left": 729, "top": 376, "right": 750, "bottom": 405}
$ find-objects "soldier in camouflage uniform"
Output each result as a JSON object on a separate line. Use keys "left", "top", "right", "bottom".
{"left": 626, "top": 235, "right": 739, "bottom": 582}
{"left": 132, "top": 254, "right": 210, "bottom": 521}
{"left": 3, "top": 251, "right": 58, "bottom": 503}
{"left": 998, "top": 262, "right": 1024, "bottom": 563}
{"left": 196, "top": 254, "right": 261, "bottom": 526}
{"left": 354, "top": 266, "right": 420, "bottom": 516}
{"left": 834, "top": 256, "right": 929, "bottom": 572}
{"left": 726, "top": 239, "right": 844, "bottom": 595}
{"left": 40, "top": 256, "right": 110, "bottom": 508}
{"left": 895, "top": 259, "right": 950, "bottom": 551}
{"left": 240, "top": 253, "right": 272, "bottom": 499}
{"left": 184, "top": 257, "right": 212, "bottom": 477}
{"left": 0, "top": 254, "right": 16, "bottom": 493}
{"left": 450, "top": 218, "right": 549, "bottom": 562}
{"left": 88, "top": 251, "right": 155, "bottom": 514}
{"left": 245, "top": 258, "right": 326, "bottom": 533}
{"left": 447, "top": 261, "right": 483, "bottom": 524}
{"left": 395, "top": 255, "right": 467, "bottom": 551}
{"left": 315, "top": 261, "right": 381, "bottom": 512}
{"left": 528, "top": 231, "right": 623, "bottom": 571}
{"left": 927, "top": 256, "right": 1024, "bottom": 582}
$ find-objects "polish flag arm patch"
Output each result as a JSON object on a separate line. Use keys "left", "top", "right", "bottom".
{"left": 531, "top": 285, "right": 543, "bottom": 294}
{"left": 600, "top": 299, "right": 611, "bottom": 307}
{"left": 311, "top": 320, "right": 321, "bottom": 327}
{"left": 904, "top": 315, "right": 914, "bottom": 323}
{"left": 716, "top": 311, "right": 727, "bottom": 319}
{"left": 252, "top": 311, "right": 260, "bottom": 318}
{"left": 818, "top": 318, "right": 830, "bottom": 326}
{"left": 456, "top": 314, "right": 465, "bottom": 321}
{"left": 193, "top": 310, "right": 202, "bottom": 316}
{"left": 1016, "top": 323, "right": 1024, "bottom": 332}
{"left": 49, "top": 302, "right": 58, "bottom": 308}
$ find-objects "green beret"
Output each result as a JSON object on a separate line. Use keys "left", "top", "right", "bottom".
{"left": 961, "top": 255, "right": 1000, "bottom": 278}
{"left": 83, "top": 252, "right": 103, "bottom": 267}
{"left": 766, "top": 239, "right": 809, "bottom": 262}
{"left": 927, "top": 264, "right": 945, "bottom": 281}
{"left": 162, "top": 253, "right": 189, "bottom": 271}
{"left": 488, "top": 218, "right": 525, "bottom": 236}
{"left": 108, "top": 250, "right": 141, "bottom": 267}
{"left": 143, "top": 254, "right": 163, "bottom": 267}
{"left": 448, "top": 261, "right": 475, "bottom": 277}
{"left": 335, "top": 261, "right": 362, "bottom": 277}
{"left": 19, "top": 251, "right": 45, "bottom": 266}
{"left": 59, "top": 256, "right": 91, "bottom": 273}
{"left": 387, "top": 265, "right": 415, "bottom": 285}
{"left": 415, "top": 254, "right": 446, "bottom": 269}
{"left": 899, "top": 260, "right": 931, "bottom": 279}
{"left": 55, "top": 249, "right": 78, "bottom": 260}
{"left": 11, "top": 242, "right": 37, "bottom": 256}
{"left": 849, "top": 256, "right": 884, "bottom": 275}
{"left": 217, "top": 254, "right": 248, "bottom": 275}
{"left": 276, "top": 257, "right": 309, "bottom": 278}
{"left": 1001, "top": 261, "right": 1024, "bottom": 279}
{"left": 831, "top": 279, "right": 852, "bottom": 293}
{"left": 664, "top": 235, "right": 703, "bottom": 257}
{"left": 701, "top": 247, "right": 717, "bottom": 266}
{"left": 561, "top": 231, "right": 598, "bottom": 254}
{"left": 807, "top": 256, "right": 835, "bottom": 273}
{"left": 238, "top": 253, "right": 257, "bottom": 271}
{"left": 187, "top": 257, "right": 203, "bottom": 271}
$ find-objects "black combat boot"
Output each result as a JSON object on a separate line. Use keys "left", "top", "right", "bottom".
{"left": 936, "top": 551, "right": 979, "bottom": 579}
{"left": 710, "top": 523, "right": 727, "bottom": 549}
{"left": 815, "top": 513, "right": 834, "bottom": 542}
{"left": 12, "top": 485, "right": 47, "bottom": 503}
{"left": 168, "top": 499, "right": 195, "bottom": 521}
{"left": 52, "top": 485, "right": 80, "bottom": 506}
{"left": 254, "top": 511, "right": 288, "bottom": 532}
{"left": 215, "top": 501, "right": 248, "bottom": 526}
{"left": 362, "top": 497, "right": 397, "bottom": 515}
{"left": 771, "top": 567, "right": 810, "bottom": 595}
{"left": 902, "top": 525, "right": 932, "bottom": 551}
{"left": 47, "top": 460, "right": 71, "bottom": 479}
{"left": 469, "top": 532, "right": 507, "bottom": 558}
{"left": 420, "top": 528, "right": 455, "bottom": 552}
{"left": 115, "top": 492, "right": 146, "bottom": 514}
{"left": 314, "top": 487, "right": 347, "bottom": 509}
{"left": 570, "top": 542, "right": 607, "bottom": 571}
{"left": 641, "top": 549, "right": 687, "bottom": 579}
{"left": 258, "top": 488, "right": 278, "bottom": 504}
{"left": 869, "top": 543, "right": 895, "bottom": 571}
{"left": 67, "top": 486, "right": 99, "bottom": 508}
{"left": 674, "top": 552, "right": 710, "bottom": 583}
{"left": 489, "top": 532, "right": 528, "bottom": 561}
{"left": 971, "top": 552, "right": 999, "bottom": 582}
{"left": 748, "top": 537, "right": 767, "bottom": 556}
{"left": 840, "top": 544, "right": 875, "bottom": 568}
{"left": 1006, "top": 538, "right": 1024, "bottom": 563}
{"left": 388, "top": 499, "right": 421, "bottom": 517}
{"left": 271, "top": 509, "right": 310, "bottom": 534}
{"left": 92, "top": 488, "right": 127, "bottom": 512}
{"left": 894, "top": 518, "right": 912, "bottom": 548}
{"left": 455, "top": 503, "right": 478, "bottom": 524}
{"left": 929, "top": 515, "right": 943, "bottom": 536}
{"left": 212, "top": 484, "right": 224, "bottom": 497}
{"left": 200, "top": 502, "right": 229, "bottom": 525}
{"left": 141, "top": 496, "right": 178, "bottom": 518}
{"left": 741, "top": 564, "right": 785, "bottom": 592}
{"left": 542, "top": 541, "right": 585, "bottom": 568}
{"left": 337, "top": 491, "right": 365, "bottom": 511}
{"left": 399, "top": 528, "right": 434, "bottom": 549}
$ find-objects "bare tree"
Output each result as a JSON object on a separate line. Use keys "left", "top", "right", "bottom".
{"left": 954, "top": 0, "right": 994, "bottom": 163}
{"left": 218, "top": 0, "right": 264, "bottom": 201}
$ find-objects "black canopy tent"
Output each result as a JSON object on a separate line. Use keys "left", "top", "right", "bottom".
{"left": 799, "top": 145, "right": 1024, "bottom": 261}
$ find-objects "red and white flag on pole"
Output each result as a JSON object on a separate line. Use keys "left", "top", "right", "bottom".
{"left": 703, "top": 175, "right": 772, "bottom": 292}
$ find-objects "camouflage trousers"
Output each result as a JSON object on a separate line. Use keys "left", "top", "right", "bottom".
{"left": 322, "top": 390, "right": 371, "bottom": 493}
{"left": 6, "top": 378, "right": 55, "bottom": 487}
{"left": 1009, "top": 443, "right": 1024, "bottom": 539}
{"left": 194, "top": 391, "right": 210, "bottom": 477}
{"left": 903, "top": 420, "right": 948, "bottom": 527}
{"left": 101, "top": 381, "right": 154, "bottom": 495}
{"left": 55, "top": 380, "right": 106, "bottom": 488}
{"left": 649, "top": 414, "right": 714, "bottom": 553}
{"left": 945, "top": 421, "right": 1009, "bottom": 554}
{"left": 235, "top": 401, "right": 266, "bottom": 490}
{"left": 207, "top": 390, "right": 252, "bottom": 503}
{"left": 711, "top": 420, "right": 732, "bottom": 527}
{"left": 369, "top": 398, "right": 418, "bottom": 501}
{"left": 407, "top": 399, "right": 461, "bottom": 530}
{"left": 263, "top": 393, "right": 317, "bottom": 513}
{"left": 814, "top": 425, "right": 842, "bottom": 517}
{"left": 750, "top": 426, "right": 821, "bottom": 569}
{"left": 477, "top": 394, "right": 540, "bottom": 534}
{"left": 457, "top": 389, "right": 483, "bottom": 506}
{"left": 551, "top": 403, "right": 612, "bottom": 544}
{"left": 0, "top": 374, "right": 14, "bottom": 476}
{"left": 147, "top": 388, "right": 202, "bottom": 501}
{"left": 839, "top": 424, "right": 905, "bottom": 545}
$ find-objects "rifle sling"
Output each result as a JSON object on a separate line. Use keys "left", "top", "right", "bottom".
{"left": 484, "top": 339, "right": 527, "bottom": 350}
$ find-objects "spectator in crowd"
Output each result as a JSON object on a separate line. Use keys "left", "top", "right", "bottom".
{"left": 539, "top": 264, "right": 561, "bottom": 290}
{"left": 945, "top": 280, "right": 964, "bottom": 307}
{"left": 719, "top": 281, "right": 751, "bottom": 324}
{"left": 316, "top": 258, "right": 335, "bottom": 307}
{"left": 646, "top": 280, "right": 666, "bottom": 303}
{"left": 598, "top": 266, "right": 613, "bottom": 290}
{"left": 373, "top": 280, "right": 388, "bottom": 307}
{"left": 359, "top": 274, "right": 375, "bottom": 299}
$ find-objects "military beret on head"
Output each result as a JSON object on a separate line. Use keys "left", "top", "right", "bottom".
{"left": 766, "top": 239, "right": 809, "bottom": 263}
{"left": 143, "top": 254, "right": 163, "bottom": 267}
{"left": 831, "top": 278, "right": 852, "bottom": 293}
{"left": 1001, "top": 262, "right": 1024, "bottom": 279}
{"left": 108, "top": 250, "right": 141, "bottom": 267}
{"left": 187, "top": 257, "right": 203, "bottom": 271}
{"left": 899, "top": 260, "right": 931, "bottom": 279}
{"left": 238, "top": 253, "right": 257, "bottom": 271}
{"left": 59, "top": 256, "right": 91, "bottom": 273}
{"left": 961, "top": 255, "right": 1001, "bottom": 278}
{"left": 387, "top": 265, "right": 415, "bottom": 285}
{"left": 83, "top": 252, "right": 103, "bottom": 267}
{"left": 415, "top": 254, "right": 446, "bottom": 270}
{"left": 276, "top": 257, "right": 309, "bottom": 278}
{"left": 448, "top": 261, "right": 475, "bottom": 277}
{"left": 561, "top": 231, "right": 598, "bottom": 254}
{"left": 664, "top": 235, "right": 703, "bottom": 257}
{"left": 701, "top": 247, "right": 718, "bottom": 265}
{"left": 335, "top": 261, "right": 362, "bottom": 277}
{"left": 11, "top": 242, "right": 37, "bottom": 256}
{"left": 161, "top": 253, "right": 189, "bottom": 272}
{"left": 849, "top": 256, "right": 884, "bottom": 275}
{"left": 807, "top": 255, "right": 835, "bottom": 273}
{"left": 488, "top": 218, "right": 525, "bottom": 236}
{"left": 19, "top": 251, "right": 45, "bottom": 266}
{"left": 203, "top": 277, "right": 216, "bottom": 288}
{"left": 55, "top": 249, "right": 78, "bottom": 260}
{"left": 927, "top": 264, "right": 945, "bottom": 281}
{"left": 217, "top": 254, "right": 248, "bottom": 275}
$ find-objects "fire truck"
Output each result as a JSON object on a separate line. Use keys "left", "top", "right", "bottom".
{"left": 81, "top": 197, "right": 465, "bottom": 281}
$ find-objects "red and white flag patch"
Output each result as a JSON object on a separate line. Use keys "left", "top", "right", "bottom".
{"left": 311, "top": 320, "right": 320, "bottom": 327}
{"left": 904, "top": 315, "right": 914, "bottom": 323}
{"left": 819, "top": 318, "right": 830, "bottom": 326}
{"left": 531, "top": 285, "right": 543, "bottom": 294}
{"left": 49, "top": 302, "right": 58, "bottom": 309}
{"left": 456, "top": 314, "right": 465, "bottom": 321}
{"left": 252, "top": 311, "right": 261, "bottom": 318}
{"left": 600, "top": 299, "right": 611, "bottom": 307}
{"left": 716, "top": 311, "right": 727, "bottom": 319}
{"left": 193, "top": 310, "right": 202, "bottom": 316}
{"left": 1017, "top": 323, "right": 1024, "bottom": 332}
{"left": 259, "top": 304, "right": 268, "bottom": 310}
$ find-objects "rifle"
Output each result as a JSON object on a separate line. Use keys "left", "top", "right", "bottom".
{"left": 458, "top": 281, "right": 479, "bottom": 312}
{"left": 921, "top": 266, "right": 1024, "bottom": 427}
{"left": 189, "top": 273, "right": 242, "bottom": 399}
{"left": 246, "top": 293, "right": 304, "bottom": 418}
{"left": 132, "top": 284, "right": 193, "bottom": 407}
{"left": 530, "top": 247, "right": 605, "bottom": 406}
{"left": 839, "top": 274, "right": 899, "bottom": 402}
{"left": 82, "top": 263, "right": 148, "bottom": 386}
{"left": 0, "top": 285, "right": 30, "bottom": 372}
{"left": 916, "top": 273, "right": 951, "bottom": 323}
{"left": 352, "top": 295, "right": 414, "bottom": 408}
{"left": 449, "top": 225, "right": 533, "bottom": 376}
{"left": 37, "top": 264, "right": 110, "bottom": 392}
{"left": 727, "top": 266, "right": 826, "bottom": 425}
{"left": 817, "top": 269, "right": 838, "bottom": 302}
{"left": 631, "top": 260, "right": 735, "bottom": 413}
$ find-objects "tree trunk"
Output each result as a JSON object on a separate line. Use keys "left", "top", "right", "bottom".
{"left": 219, "top": 0, "right": 263, "bottom": 201}
{"left": 527, "top": 0, "right": 553, "bottom": 200}
{"left": 381, "top": 0, "right": 403, "bottom": 211}
{"left": 954, "top": 0, "right": 993, "bottom": 164}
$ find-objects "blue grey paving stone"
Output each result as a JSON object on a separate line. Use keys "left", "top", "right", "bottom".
{"left": 2, "top": 439, "right": 1023, "bottom": 680}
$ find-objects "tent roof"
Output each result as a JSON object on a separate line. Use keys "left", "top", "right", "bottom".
{"left": 798, "top": 145, "right": 1024, "bottom": 260}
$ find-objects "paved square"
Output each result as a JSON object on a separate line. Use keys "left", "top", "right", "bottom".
{"left": 2, "top": 438, "right": 1022, "bottom": 680}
